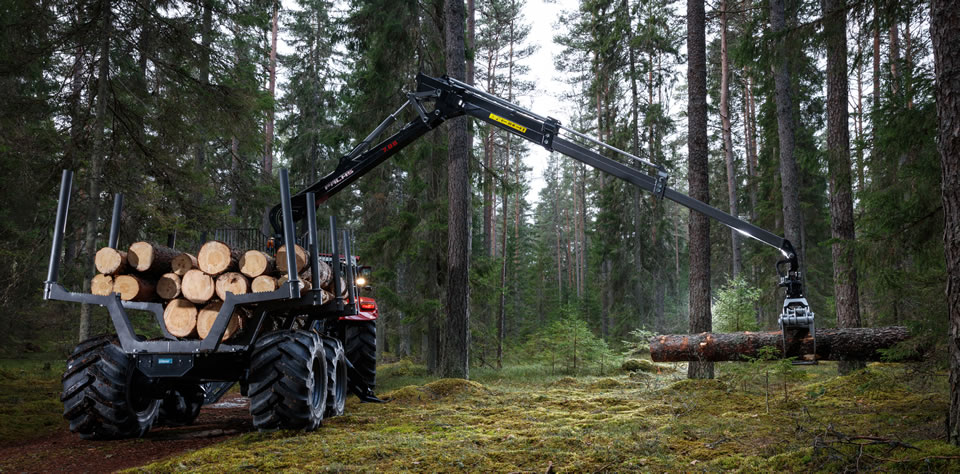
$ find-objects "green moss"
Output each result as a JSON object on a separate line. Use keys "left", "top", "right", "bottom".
{"left": 0, "top": 359, "right": 65, "bottom": 443}
{"left": 621, "top": 358, "right": 659, "bottom": 373}
{"left": 113, "top": 362, "right": 954, "bottom": 473}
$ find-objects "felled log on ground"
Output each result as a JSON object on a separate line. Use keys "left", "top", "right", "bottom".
{"left": 113, "top": 274, "right": 155, "bottom": 301}
{"left": 197, "top": 241, "right": 242, "bottom": 276}
{"left": 127, "top": 242, "right": 179, "bottom": 273}
{"left": 94, "top": 248, "right": 127, "bottom": 275}
{"left": 239, "top": 250, "right": 275, "bottom": 278}
{"left": 649, "top": 326, "right": 915, "bottom": 363}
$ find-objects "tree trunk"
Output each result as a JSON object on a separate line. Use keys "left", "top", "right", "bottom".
{"left": 497, "top": 156, "right": 508, "bottom": 369}
{"left": 687, "top": 0, "right": 713, "bottom": 379}
{"left": 650, "top": 326, "right": 915, "bottom": 362}
{"left": 770, "top": 0, "right": 804, "bottom": 269}
{"left": 823, "top": 0, "right": 864, "bottom": 375}
{"left": 78, "top": 2, "right": 112, "bottom": 342}
{"left": 930, "top": 0, "right": 960, "bottom": 444}
{"left": 720, "top": 0, "right": 742, "bottom": 279}
{"left": 442, "top": 0, "right": 470, "bottom": 380}
{"left": 261, "top": 0, "right": 279, "bottom": 235}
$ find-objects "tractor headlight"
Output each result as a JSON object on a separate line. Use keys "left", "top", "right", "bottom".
{"left": 356, "top": 276, "right": 366, "bottom": 286}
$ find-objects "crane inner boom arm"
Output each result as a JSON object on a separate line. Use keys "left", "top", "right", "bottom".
{"left": 270, "top": 73, "right": 797, "bottom": 266}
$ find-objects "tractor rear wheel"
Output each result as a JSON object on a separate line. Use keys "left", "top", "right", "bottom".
{"left": 342, "top": 320, "right": 377, "bottom": 398}
{"left": 321, "top": 337, "right": 347, "bottom": 417}
{"left": 248, "top": 330, "right": 327, "bottom": 431}
{"left": 61, "top": 336, "right": 160, "bottom": 439}
{"left": 156, "top": 385, "right": 205, "bottom": 427}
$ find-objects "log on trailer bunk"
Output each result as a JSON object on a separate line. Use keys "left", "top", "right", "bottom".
{"left": 649, "top": 326, "right": 916, "bottom": 362}
{"left": 127, "top": 242, "right": 179, "bottom": 273}
{"left": 197, "top": 241, "right": 242, "bottom": 276}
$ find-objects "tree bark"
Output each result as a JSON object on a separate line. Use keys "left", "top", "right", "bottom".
{"left": 720, "top": 0, "right": 742, "bottom": 279}
{"left": 823, "top": 0, "right": 864, "bottom": 375}
{"left": 769, "top": 0, "right": 804, "bottom": 268}
{"left": 650, "top": 327, "right": 915, "bottom": 362}
{"left": 931, "top": 0, "right": 960, "bottom": 445}
{"left": 78, "top": 1, "right": 112, "bottom": 342}
{"left": 442, "top": 0, "right": 470, "bottom": 380}
{"left": 261, "top": 0, "right": 279, "bottom": 235}
{"left": 687, "top": 0, "right": 713, "bottom": 379}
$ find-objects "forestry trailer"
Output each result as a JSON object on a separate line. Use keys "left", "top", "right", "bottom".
{"left": 44, "top": 73, "right": 813, "bottom": 439}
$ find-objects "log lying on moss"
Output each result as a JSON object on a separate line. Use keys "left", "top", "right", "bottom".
{"left": 649, "top": 326, "right": 915, "bottom": 362}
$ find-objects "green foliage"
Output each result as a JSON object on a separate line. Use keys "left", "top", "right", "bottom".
{"left": 621, "top": 327, "right": 658, "bottom": 357}
{"left": 712, "top": 277, "right": 761, "bottom": 333}
{"left": 523, "top": 308, "right": 614, "bottom": 374}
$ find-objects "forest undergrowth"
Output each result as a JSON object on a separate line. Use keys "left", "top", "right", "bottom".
{"left": 134, "top": 359, "right": 960, "bottom": 472}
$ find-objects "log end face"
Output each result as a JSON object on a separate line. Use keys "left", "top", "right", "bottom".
{"left": 127, "top": 242, "right": 155, "bottom": 272}
{"left": 198, "top": 241, "right": 233, "bottom": 275}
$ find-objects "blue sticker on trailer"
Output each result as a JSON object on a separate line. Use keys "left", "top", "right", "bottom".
{"left": 158, "top": 358, "right": 173, "bottom": 365}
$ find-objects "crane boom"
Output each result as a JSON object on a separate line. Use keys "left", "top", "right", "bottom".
{"left": 267, "top": 73, "right": 813, "bottom": 353}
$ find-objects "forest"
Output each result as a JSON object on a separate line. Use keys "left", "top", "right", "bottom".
{"left": 1, "top": 0, "right": 960, "bottom": 470}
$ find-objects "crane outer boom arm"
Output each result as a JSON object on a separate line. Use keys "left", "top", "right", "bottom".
{"left": 268, "top": 73, "right": 796, "bottom": 267}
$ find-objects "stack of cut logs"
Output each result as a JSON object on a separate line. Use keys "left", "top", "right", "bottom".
{"left": 91, "top": 241, "right": 345, "bottom": 341}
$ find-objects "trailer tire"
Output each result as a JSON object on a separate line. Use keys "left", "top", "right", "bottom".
{"left": 61, "top": 336, "right": 160, "bottom": 439}
{"left": 321, "top": 337, "right": 347, "bottom": 417}
{"left": 343, "top": 320, "right": 377, "bottom": 397}
{"left": 248, "top": 330, "right": 327, "bottom": 431}
{"left": 156, "top": 385, "right": 204, "bottom": 427}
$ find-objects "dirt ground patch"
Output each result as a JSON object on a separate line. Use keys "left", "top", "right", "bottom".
{"left": 0, "top": 395, "right": 251, "bottom": 473}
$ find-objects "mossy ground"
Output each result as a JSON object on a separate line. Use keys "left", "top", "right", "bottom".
{"left": 133, "top": 361, "right": 960, "bottom": 472}
{"left": 0, "top": 358, "right": 66, "bottom": 443}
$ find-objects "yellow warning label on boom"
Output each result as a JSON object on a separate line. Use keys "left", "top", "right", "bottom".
{"left": 489, "top": 113, "right": 527, "bottom": 133}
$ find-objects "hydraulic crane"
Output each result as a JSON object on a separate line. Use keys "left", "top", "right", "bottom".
{"left": 267, "top": 73, "right": 816, "bottom": 359}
